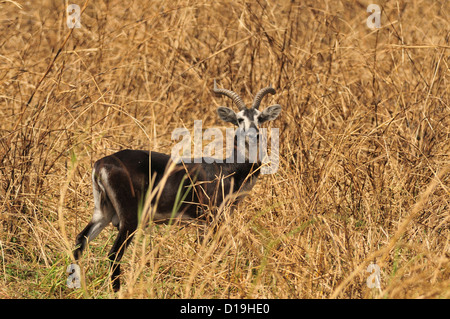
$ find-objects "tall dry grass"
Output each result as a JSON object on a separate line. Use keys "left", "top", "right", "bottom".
{"left": 0, "top": 0, "right": 449, "bottom": 298}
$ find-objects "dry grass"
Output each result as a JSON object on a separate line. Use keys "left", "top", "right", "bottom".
{"left": 0, "top": 0, "right": 449, "bottom": 299}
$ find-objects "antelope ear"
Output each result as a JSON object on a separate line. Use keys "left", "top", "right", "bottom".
{"left": 217, "top": 106, "right": 238, "bottom": 125}
{"left": 258, "top": 104, "right": 282, "bottom": 123}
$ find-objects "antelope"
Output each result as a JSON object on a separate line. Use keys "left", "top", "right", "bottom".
{"left": 73, "top": 81, "right": 282, "bottom": 291}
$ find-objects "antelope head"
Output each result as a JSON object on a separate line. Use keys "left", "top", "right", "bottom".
{"left": 213, "top": 80, "right": 282, "bottom": 138}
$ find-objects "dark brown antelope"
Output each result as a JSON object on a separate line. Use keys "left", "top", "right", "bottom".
{"left": 73, "top": 81, "right": 282, "bottom": 291}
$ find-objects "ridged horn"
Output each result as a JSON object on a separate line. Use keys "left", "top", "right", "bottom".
{"left": 252, "top": 86, "right": 276, "bottom": 110}
{"left": 213, "top": 79, "right": 247, "bottom": 111}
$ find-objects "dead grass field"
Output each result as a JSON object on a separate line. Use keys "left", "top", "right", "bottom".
{"left": 0, "top": 0, "right": 449, "bottom": 299}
